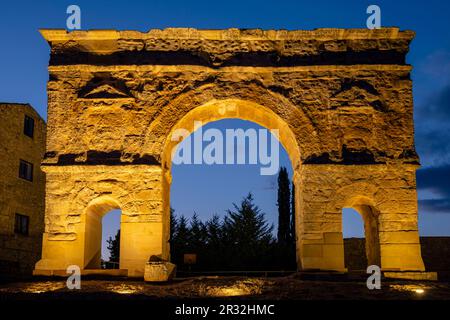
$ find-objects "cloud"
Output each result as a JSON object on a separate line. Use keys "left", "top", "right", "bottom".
{"left": 418, "top": 50, "right": 450, "bottom": 86}
{"left": 415, "top": 124, "right": 450, "bottom": 167}
{"left": 417, "top": 165, "right": 450, "bottom": 214}
{"left": 415, "top": 51, "right": 450, "bottom": 124}
{"left": 417, "top": 165, "right": 450, "bottom": 196}
{"left": 419, "top": 199, "right": 450, "bottom": 214}
{"left": 417, "top": 84, "right": 450, "bottom": 121}
{"left": 414, "top": 52, "right": 450, "bottom": 167}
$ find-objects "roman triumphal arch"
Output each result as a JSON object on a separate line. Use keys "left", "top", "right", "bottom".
{"left": 34, "top": 28, "right": 427, "bottom": 277}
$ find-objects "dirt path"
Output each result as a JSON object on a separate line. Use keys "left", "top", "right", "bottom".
{"left": 1, "top": 276, "right": 449, "bottom": 300}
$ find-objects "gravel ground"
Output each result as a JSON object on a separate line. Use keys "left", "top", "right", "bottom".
{"left": 0, "top": 275, "right": 449, "bottom": 300}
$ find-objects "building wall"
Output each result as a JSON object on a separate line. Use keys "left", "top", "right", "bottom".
{"left": 345, "top": 237, "right": 450, "bottom": 278}
{"left": 0, "top": 103, "right": 46, "bottom": 276}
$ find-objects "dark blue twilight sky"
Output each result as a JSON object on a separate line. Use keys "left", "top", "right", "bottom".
{"left": 1, "top": 1, "right": 450, "bottom": 259}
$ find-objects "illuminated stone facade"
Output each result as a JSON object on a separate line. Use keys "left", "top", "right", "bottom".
{"left": 35, "top": 28, "right": 426, "bottom": 277}
{"left": 0, "top": 103, "right": 46, "bottom": 275}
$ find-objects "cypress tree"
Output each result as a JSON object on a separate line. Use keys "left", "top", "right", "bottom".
{"left": 169, "top": 208, "right": 178, "bottom": 247}
{"left": 277, "top": 167, "right": 291, "bottom": 245}
{"left": 290, "top": 182, "right": 296, "bottom": 243}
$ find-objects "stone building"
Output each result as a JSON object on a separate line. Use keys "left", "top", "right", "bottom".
{"left": 34, "top": 28, "right": 428, "bottom": 278}
{"left": 0, "top": 103, "right": 46, "bottom": 276}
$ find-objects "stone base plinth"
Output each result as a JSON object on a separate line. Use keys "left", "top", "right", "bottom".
{"left": 384, "top": 271, "right": 438, "bottom": 281}
{"left": 144, "top": 262, "right": 176, "bottom": 282}
{"left": 33, "top": 269, "right": 128, "bottom": 277}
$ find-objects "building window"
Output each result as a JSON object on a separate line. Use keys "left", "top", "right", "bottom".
{"left": 14, "top": 214, "right": 29, "bottom": 236}
{"left": 24, "top": 115, "right": 34, "bottom": 138}
{"left": 19, "top": 160, "right": 33, "bottom": 181}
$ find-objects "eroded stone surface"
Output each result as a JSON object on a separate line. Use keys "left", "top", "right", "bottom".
{"left": 144, "top": 261, "right": 176, "bottom": 282}
{"left": 35, "top": 28, "right": 426, "bottom": 277}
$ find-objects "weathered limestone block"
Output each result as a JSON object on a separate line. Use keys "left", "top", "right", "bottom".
{"left": 144, "top": 261, "right": 176, "bottom": 282}
{"left": 384, "top": 271, "right": 437, "bottom": 281}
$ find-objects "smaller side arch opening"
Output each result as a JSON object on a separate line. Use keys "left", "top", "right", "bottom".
{"left": 342, "top": 200, "right": 381, "bottom": 271}
{"left": 83, "top": 197, "right": 122, "bottom": 270}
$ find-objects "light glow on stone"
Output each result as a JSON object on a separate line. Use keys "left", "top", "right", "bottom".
{"left": 107, "top": 284, "right": 143, "bottom": 295}
{"left": 389, "top": 284, "right": 428, "bottom": 295}
{"left": 203, "top": 279, "right": 266, "bottom": 297}
{"left": 415, "top": 288, "right": 425, "bottom": 295}
{"left": 22, "top": 282, "right": 65, "bottom": 294}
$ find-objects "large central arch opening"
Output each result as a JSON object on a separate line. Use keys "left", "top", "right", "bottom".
{"left": 162, "top": 99, "right": 302, "bottom": 275}
{"left": 170, "top": 119, "right": 296, "bottom": 273}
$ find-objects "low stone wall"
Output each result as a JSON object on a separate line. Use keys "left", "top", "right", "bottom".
{"left": 420, "top": 237, "right": 450, "bottom": 272}
{"left": 344, "top": 238, "right": 367, "bottom": 271}
{"left": 0, "top": 234, "right": 42, "bottom": 279}
{"left": 345, "top": 237, "right": 450, "bottom": 274}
